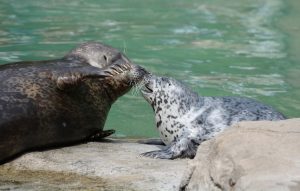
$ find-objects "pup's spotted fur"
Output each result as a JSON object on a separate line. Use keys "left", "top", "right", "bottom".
{"left": 140, "top": 75, "right": 286, "bottom": 159}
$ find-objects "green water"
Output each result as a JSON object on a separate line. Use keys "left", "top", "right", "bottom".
{"left": 0, "top": 0, "right": 299, "bottom": 138}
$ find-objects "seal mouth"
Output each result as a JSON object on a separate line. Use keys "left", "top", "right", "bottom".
{"left": 141, "top": 82, "right": 153, "bottom": 95}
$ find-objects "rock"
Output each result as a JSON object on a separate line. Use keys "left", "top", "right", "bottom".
{"left": 0, "top": 139, "right": 188, "bottom": 191}
{"left": 180, "top": 118, "right": 300, "bottom": 191}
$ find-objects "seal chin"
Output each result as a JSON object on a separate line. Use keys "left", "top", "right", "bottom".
{"left": 141, "top": 81, "right": 154, "bottom": 104}
{"left": 141, "top": 83, "right": 153, "bottom": 94}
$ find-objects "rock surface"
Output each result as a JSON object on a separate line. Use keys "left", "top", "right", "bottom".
{"left": 2, "top": 119, "right": 300, "bottom": 191}
{"left": 181, "top": 118, "right": 300, "bottom": 191}
{"left": 0, "top": 139, "right": 188, "bottom": 191}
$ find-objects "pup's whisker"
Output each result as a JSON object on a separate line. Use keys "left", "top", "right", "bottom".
{"left": 130, "top": 79, "right": 147, "bottom": 96}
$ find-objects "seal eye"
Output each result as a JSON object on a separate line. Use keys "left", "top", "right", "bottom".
{"left": 103, "top": 55, "right": 108, "bottom": 62}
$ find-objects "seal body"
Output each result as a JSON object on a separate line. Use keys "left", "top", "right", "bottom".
{"left": 140, "top": 75, "right": 286, "bottom": 159}
{"left": 0, "top": 42, "right": 146, "bottom": 164}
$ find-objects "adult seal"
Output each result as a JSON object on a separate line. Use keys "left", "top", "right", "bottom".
{"left": 0, "top": 42, "right": 146, "bottom": 164}
{"left": 140, "top": 74, "right": 286, "bottom": 159}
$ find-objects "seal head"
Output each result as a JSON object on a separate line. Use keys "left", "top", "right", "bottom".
{"left": 64, "top": 42, "right": 133, "bottom": 69}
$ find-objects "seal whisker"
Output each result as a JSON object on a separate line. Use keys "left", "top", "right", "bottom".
{"left": 123, "top": 40, "right": 127, "bottom": 54}
{"left": 131, "top": 82, "right": 140, "bottom": 96}
{"left": 131, "top": 78, "right": 148, "bottom": 96}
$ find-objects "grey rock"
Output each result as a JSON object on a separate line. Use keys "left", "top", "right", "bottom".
{"left": 0, "top": 139, "right": 188, "bottom": 191}
{"left": 180, "top": 118, "right": 300, "bottom": 191}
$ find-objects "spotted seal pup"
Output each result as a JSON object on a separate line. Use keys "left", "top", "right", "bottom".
{"left": 0, "top": 42, "right": 147, "bottom": 164}
{"left": 140, "top": 74, "right": 286, "bottom": 159}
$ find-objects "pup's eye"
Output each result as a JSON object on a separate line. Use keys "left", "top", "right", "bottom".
{"left": 103, "top": 55, "right": 108, "bottom": 61}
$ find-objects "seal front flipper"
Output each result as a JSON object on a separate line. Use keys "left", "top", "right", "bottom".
{"left": 141, "top": 137, "right": 200, "bottom": 159}
{"left": 53, "top": 66, "right": 113, "bottom": 91}
{"left": 89, "top": 129, "right": 116, "bottom": 141}
{"left": 138, "top": 138, "right": 165, "bottom": 145}
{"left": 53, "top": 62, "right": 133, "bottom": 91}
{"left": 141, "top": 147, "right": 174, "bottom": 159}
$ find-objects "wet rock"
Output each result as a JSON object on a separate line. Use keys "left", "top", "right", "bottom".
{"left": 0, "top": 139, "right": 188, "bottom": 191}
{"left": 181, "top": 118, "right": 300, "bottom": 191}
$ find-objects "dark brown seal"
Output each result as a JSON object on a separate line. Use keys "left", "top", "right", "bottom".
{"left": 0, "top": 42, "right": 146, "bottom": 164}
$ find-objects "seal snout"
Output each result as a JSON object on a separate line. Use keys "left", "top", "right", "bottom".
{"left": 121, "top": 64, "right": 149, "bottom": 85}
